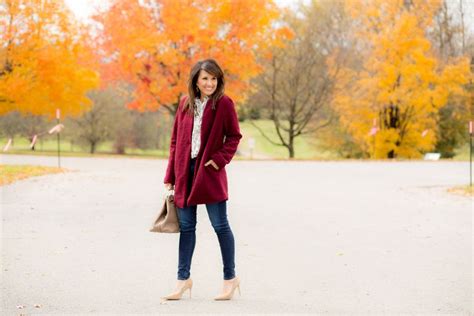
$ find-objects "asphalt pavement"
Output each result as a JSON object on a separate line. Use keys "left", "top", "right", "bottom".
{"left": 1, "top": 154, "right": 472, "bottom": 315}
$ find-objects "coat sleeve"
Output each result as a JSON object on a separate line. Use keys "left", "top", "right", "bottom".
{"left": 211, "top": 98, "right": 243, "bottom": 169}
{"left": 164, "top": 99, "right": 184, "bottom": 184}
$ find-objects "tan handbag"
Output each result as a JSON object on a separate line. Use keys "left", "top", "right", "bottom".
{"left": 149, "top": 190, "right": 180, "bottom": 233}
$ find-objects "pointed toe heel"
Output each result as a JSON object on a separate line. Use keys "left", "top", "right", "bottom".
{"left": 162, "top": 278, "right": 193, "bottom": 300}
{"left": 214, "top": 276, "right": 241, "bottom": 301}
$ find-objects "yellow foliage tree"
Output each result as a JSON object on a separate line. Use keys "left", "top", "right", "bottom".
{"left": 332, "top": 0, "right": 470, "bottom": 158}
{"left": 0, "top": 0, "right": 99, "bottom": 119}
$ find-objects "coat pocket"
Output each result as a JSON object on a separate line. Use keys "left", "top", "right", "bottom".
{"left": 205, "top": 163, "right": 220, "bottom": 172}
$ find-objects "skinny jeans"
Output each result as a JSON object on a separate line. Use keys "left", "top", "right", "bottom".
{"left": 176, "top": 157, "right": 236, "bottom": 280}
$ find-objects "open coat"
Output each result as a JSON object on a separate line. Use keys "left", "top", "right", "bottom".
{"left": 164, "top": 94, "right": 242, "bottom": 209}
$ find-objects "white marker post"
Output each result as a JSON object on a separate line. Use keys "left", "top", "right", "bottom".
{"left": 248, "top": 137, "right": 255, "bottom": 159}
{"left": 369, "top": 118, "right": 378, "bottom": 158}
{"left": 30, "top": 134, "right": 38, "bottom": 149}
{"left": 3, "top": 138, "right": 12, "bottom": 152}
{"left": 48, "top": 124, "right": 64, "bottom": 134}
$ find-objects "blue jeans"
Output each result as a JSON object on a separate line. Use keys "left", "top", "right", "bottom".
{"left": 176, "top": 158, "right": 236, "bottom": 280}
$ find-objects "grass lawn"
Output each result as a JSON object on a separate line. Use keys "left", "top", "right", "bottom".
{"left": 0, "top": 137, "right": 169, "bottom": 159}
{"left": 238, "top": 119, "right": 338, "bottom": 160}
{"left": 453, "top": 144, "right": 471, "bottom": 161}
{"left": 0, "top": 164, "right": 65, "bottom": 186}
{"left": 0, "top": 120, "right": 333, "bottom": 160}
{"left": 1, "top": 120, "right": 471, "bottom": 160}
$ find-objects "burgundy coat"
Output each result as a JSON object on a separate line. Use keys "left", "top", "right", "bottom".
{"left": 164, "top": 94, "right": 242, "bottom": 208}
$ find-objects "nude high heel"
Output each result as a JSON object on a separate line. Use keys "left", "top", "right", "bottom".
{"left": 161, "top": 278, "right": 193, "bottom": 300}
{"left": 214, "top": 276, "right": 241, "bottom": 301}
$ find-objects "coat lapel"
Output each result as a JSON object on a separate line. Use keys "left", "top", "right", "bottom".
{"left": 197, "top": 99, "right": 215, "bottom": 157}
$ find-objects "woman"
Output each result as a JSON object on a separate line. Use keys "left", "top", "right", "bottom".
{"left": 162, "top": 59, "right": 242, "bottom": 301}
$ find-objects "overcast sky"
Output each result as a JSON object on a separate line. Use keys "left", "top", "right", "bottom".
{"left": 64, "top": 0, "right": 472, "bottom": 32}
{"left": 64, "top": 0, "right": 307, "bottom": 20}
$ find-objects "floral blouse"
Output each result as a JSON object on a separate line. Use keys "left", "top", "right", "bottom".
{"left": 191, "top": 96, "right": 209, "bottom": 159}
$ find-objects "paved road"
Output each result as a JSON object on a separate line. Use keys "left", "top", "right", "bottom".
{"left": 1, "top": 154, "right": 472, "bottom": 315}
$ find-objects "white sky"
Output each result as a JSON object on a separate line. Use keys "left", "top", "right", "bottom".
{"left": 64, "top": 0, "right": 472, "bottom": 32}
{"left": 64, "top": 0, "right": 303, "bottom": 20}
{"left": 64, "top": 0, "right": 108, "bottom": 20}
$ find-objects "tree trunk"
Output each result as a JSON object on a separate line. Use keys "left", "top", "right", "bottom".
{"left": 288, "top": 134, "right": 295, "bottom": 159}
{"left": 90, "top": 141, "right": 96, "bottom": 154}
{"left": 115, "top": 144, "right": 126, "bottom": 155}
{"left": 288, "top": 146, "right": 295, "bottom": 158}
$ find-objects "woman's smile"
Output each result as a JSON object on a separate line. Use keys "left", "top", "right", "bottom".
{"left": 197, "top": 69, "right": 218, "bottom": 97}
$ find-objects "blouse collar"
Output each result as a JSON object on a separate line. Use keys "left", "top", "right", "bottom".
{"left": 195, "top": 95, "right": 209, "bottom": 105}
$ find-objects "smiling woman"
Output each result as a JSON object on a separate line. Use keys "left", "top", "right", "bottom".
{"left": 161, "top": 59, "right": 243, "bottom": 301}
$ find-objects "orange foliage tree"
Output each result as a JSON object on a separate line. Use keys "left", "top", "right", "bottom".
{"left": 95, "top": 0, "right": 287, "bottom": 115}
{"left": 0, "top": 0, "right": 99, "bottom": 119}
{"left": 331, "top": 0, "right": 470, "bottom": 158}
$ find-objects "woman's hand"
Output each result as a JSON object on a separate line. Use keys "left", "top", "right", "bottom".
{"left": 205, "top": 159, "right": 219, "bottom": 170}
{"left": 164, "top": 183, "right": 174, "bottom": 190}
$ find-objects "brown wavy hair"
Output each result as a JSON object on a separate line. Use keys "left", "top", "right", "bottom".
{"left": 182, "top": 59, "right": 225, "bottom": 115}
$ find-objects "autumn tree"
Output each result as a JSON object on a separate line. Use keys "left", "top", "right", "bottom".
{"left": 0, "top": 0, "right": 99, "bottom": 119}
{"left": 332, "top": 0, "right": 470, "bottom": 158}
{"left": 429, "top": 0, "right": 473, "bottom": 157}
{"left": 94, "top": 0, "right": 287, "bottom": 116}
{"left": 0, "top": 111, "right": 48, "bottom": 147}
{"left": 67, "top": 85, "right": 132, "bottom": 154}
{"left": 248, "top": 1, "right": 349, "bottom": 158}
{"left": 132, "top": 112, "right": 161, "bottom": 150}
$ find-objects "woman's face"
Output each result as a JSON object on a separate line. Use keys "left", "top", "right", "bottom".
{"left": 196, "top": 69, "right": 218, "bottom": 97}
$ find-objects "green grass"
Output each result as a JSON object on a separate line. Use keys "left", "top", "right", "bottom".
{"left": 1, "top": 120, "right": 471, "bottom": 160}
{"left": 1, "top": 120, "right": 332, "bottom": 160}
{"left": 0, "top": 137, "right": 169, "bottom": 159}
{"left": 239, "top": 119, "right": 338, "bottom": 160}
{"left": 452, "top": 143, "right": 472, "bottom": 161}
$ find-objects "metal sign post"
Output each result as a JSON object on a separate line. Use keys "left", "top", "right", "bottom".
{"left": 470, "top": 121, "right": 472, "bottom": 187}
{"left": 56, "top": 109, "right": 61, "bottom": 168}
